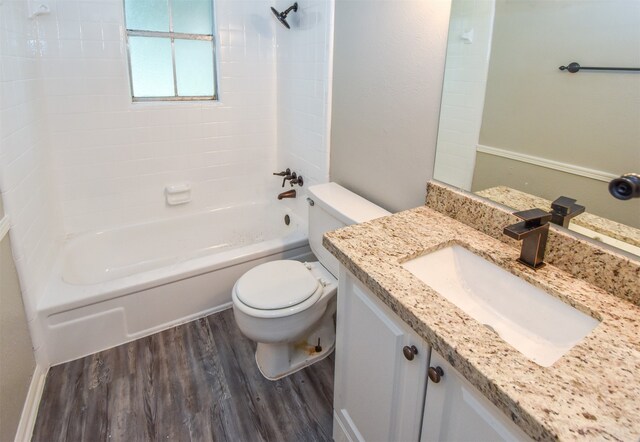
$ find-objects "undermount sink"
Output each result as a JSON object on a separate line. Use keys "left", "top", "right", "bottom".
{"left": 402, "top": 245, "right": 599, "bottom": 367}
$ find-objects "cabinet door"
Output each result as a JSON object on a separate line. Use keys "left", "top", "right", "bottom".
{"left": 421, "top": 351, "right": 532, "bottom": 442}
{"left": 334, "top": 267, "right": 429, "bottom": 442}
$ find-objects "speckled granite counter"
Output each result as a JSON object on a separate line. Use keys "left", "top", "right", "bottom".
{"left": 476, "top": 186, "right": 640, "bottom": 248}
{"left": 324, "top": 206, "right": 640, "bottom": 441}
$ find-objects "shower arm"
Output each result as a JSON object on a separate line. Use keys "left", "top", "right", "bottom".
{"left": 280, "top": 4, "right": 297, "bottom": 16}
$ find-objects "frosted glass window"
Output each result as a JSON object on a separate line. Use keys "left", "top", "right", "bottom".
{"left": 175, "top": 40, "right": 214, "bottom": 96}
{"left": 124, "top": 0, "right": 170, "bottom": 32}
{"left": 124, "top": 0, "right": 217, "bottom": 101}
{"left": 129, "top": 37, "right": 174, "bottom": 97}
{"left": 172, "top": 0, "right": 213, "bottom": 35}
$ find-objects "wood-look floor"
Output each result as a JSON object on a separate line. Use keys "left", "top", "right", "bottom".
{"left": 32, "top": 309, "right": 334, "bottom": 442}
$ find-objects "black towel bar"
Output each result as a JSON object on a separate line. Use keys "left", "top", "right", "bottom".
{"left": 559, "top": 62, "right": 640, "bottom": 73}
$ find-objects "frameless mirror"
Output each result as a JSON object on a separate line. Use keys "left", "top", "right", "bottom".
{"left": 433, "top": 0, "right": 640, "bottom": 257}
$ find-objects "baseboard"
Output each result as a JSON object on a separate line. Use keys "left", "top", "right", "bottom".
{"left": 14, "top": 364, "right": 48, "bottom": 442}
{"left": 333, "top": 412, "right": 354, "bottom": 442}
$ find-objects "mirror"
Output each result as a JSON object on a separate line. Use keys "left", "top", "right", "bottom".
{"left": 433, "top": 0, "right": 640, "bottom": 256}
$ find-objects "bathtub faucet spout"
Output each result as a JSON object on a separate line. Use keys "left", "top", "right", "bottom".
{"left": 278, "top": 189, "right": 296, "bottom": 200}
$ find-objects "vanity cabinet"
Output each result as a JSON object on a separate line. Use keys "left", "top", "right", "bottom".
{"left": 333, "top": 267, "right": 430, "bottom": 442}
{"left": 421, "top": 351, "right": 531, "bottom": 441}
{"left": 334, "top": 266, "right": 531, "bottom": 442}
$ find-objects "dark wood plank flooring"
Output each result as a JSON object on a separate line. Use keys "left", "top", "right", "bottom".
{"left": 32, "top": 309, "right": 334, "bottom": 442}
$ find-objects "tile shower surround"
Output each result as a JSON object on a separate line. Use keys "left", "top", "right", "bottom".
{"left": 0, "top": 0, "right": 333, "bottom": 364}
{"left": 39, "top": 0, "right": 280, "bottom": 235}
{"left": 0, "top": 0, "right": 62, "bottom": 339}
{"left": 20, "top": 0, "right": 332, "bottom": 236}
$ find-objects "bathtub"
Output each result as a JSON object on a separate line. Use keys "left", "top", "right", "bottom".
{"left": 37, "top": 202, "right": 312, "bottom": 365}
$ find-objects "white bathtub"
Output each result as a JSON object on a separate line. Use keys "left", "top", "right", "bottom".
{"left": 37, "top": 202, "right": 312, "bottom": 365}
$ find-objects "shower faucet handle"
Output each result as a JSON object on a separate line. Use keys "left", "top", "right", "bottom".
{"left": 273, "top": 168, "right": 291, "bottom": 177}
{"left": 282, "top": 172, "right": 296, "bottom": 187}
{"left": 289, "top": 174, "right": 303, "bottom": 187}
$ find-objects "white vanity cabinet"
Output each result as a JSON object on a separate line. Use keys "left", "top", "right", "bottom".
{"left": 333, "top": 268, "right": 430, "bottom": 442}
{"left": 421, "top": 351, "right": 531, "bottom": 442}
{"left": 334, "top": 266, "right": 532, "bottom": 442}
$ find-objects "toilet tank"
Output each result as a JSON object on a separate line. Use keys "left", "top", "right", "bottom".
{"left": 307, "top": 183, "right": 390, "bottom": 278}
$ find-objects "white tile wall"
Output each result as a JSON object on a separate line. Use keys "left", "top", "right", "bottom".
{"left": 0, "top": 0, "right": 333, "bottom": 365}
{"left": 0, "top": 0, "right": 63, "bottom": 361}
{"left": 38, "top": 0, "right": 280, "bottom": 235}
{"left": 274, "top": 0, "right": 333, "bottom": 219}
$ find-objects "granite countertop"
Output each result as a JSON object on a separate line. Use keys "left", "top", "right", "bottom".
{"left": 324, "top": 206, "right": 640, "bottom": 441}
{"left": 476, "top": 186, "right": 640, "bottom": 248}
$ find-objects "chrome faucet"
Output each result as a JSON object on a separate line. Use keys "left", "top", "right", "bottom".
{"left": 503, "top": 208, "right": 552, "bottom": 269}
{"left": 550, "top": 196, "right": 585, "bottom": 228}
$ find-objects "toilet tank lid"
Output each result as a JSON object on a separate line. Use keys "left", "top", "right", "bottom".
{"left": 308, "top": 183, "right": 391, "bottom": 225}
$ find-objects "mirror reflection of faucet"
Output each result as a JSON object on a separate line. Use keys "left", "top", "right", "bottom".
{"left": 550, "top": 196, "right": 585, "bottom": 228}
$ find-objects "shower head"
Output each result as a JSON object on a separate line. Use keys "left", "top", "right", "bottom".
{"left": 270, "top": 2, "right": 298, "bottom": 29}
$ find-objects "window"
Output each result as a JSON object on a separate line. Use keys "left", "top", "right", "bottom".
{"left": 124, "top": 0, "right": 218, "bottom": 101}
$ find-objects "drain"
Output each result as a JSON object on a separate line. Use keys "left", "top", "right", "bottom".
{"left": 284, "top": 214, "right": 290, "bottom": 225}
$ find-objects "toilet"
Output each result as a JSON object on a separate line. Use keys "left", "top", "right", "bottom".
{"left": 232, "top": 182, "right": 390, "bottom": 380}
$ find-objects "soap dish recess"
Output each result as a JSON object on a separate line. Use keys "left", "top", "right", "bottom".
{"left": 165, "top": 184, "right": 191, "bottom": 206}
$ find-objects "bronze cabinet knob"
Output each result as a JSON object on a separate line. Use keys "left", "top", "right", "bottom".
{"left": 402, "top": 345, "right": 418, "bottom": 361}
{"left": 428, "top": 366, "right": 444, "bottom": 383}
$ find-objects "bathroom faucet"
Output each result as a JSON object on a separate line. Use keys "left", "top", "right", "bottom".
{"left": 278, "top": 189, "right": 296, "bottom": 200}
{"left": 550, "top": 196, "right": 585, "bottom": 228}
{"left": 503, "top": 208, "right": 552, "bottom": 269}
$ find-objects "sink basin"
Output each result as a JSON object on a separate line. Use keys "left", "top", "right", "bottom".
{"left": 402, "top": 245, "right": 599, "bottom": 366}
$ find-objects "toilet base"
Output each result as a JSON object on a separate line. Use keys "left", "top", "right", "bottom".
{"left": 255, "top": 311, "right": 336, "bottom": 381}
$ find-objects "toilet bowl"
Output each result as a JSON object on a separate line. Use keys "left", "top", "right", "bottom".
{"left": 232, "top": 260, "right": 337, "bottom": 380}
{"left": 232, "top": 182, "right": 389, "bottom": 380}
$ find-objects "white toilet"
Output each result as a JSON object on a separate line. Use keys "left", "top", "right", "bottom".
{"left": 232, "top": 182, "right": 390, "bottom": 380}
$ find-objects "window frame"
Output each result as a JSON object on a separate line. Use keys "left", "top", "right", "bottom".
{"left": 123, "top": 0, "right": 219, "bottom": 102}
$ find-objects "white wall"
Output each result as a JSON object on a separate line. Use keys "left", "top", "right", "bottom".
{"left": 433, "top": 0, "right": 494, "bottom": 190}
{"left": 0, "top": 0, "right": 63, "bottom": 361}
{"left": 275, "top": 0, "right": 334, "bottom": 221}
{"left": 329, "top": 0, "right": 452, "bottom": 212}
{"left": 37, "top": 0, "right": 279, "bottom": 235}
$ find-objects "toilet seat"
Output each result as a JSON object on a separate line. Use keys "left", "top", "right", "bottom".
{"left": 233, "top": 261, "right": 325, "bottom": 318}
